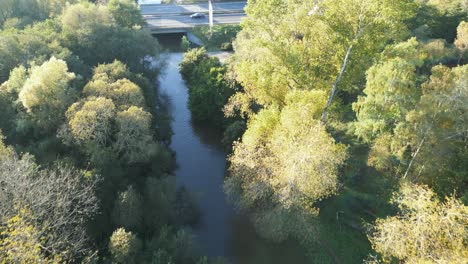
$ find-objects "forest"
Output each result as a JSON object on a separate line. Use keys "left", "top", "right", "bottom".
{"left": 0, "top": 0, "right": 467, "bottom": 263}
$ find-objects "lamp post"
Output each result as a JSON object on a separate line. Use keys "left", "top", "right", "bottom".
{"left": 208, "top": 0, "right": 213, "bottom": 36}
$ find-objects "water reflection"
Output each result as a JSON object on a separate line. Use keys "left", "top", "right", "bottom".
{"left": 158, "top": 51, "right": 307, "bottom": 264}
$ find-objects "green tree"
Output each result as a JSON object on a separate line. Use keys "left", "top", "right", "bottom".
{"left": 65, "top": 97, "right": 116, "bottom": 148}
{"left": 354, "top": 41, "right": 468, "bottom": 196}
{"left": 353, "top": 38, "right": 425, "bottom": 143}
{"left": 143, "top": 176, "right": 175, "bottom": 231}
{"left": 61, "top": 3, "right": 160, "bottom": 76}
{"left": 108, "top": 0, "right": 144, "bottom": 28}
{"left": 368, "top": 183, "right": 468, "bottom": 263}
{"left": 0, "top": 0, "right": 50, "bottom": 28}
{"left": 112, "top": 186, "right": 144, "bottom": 231}
{"left": 409, "top": 0, "right": 467, "bottom": 42}
{"left": 180, "top": 35, "right": 190, "bottom": 51}
{"left": 229, "top": 0, "right": 416, "bottom": 120}
{"left": 180, "top": 48, "right": 233, "bottom": 125}
{"left": 115, "top": 106, "right": 158, "bottom": 163}
{"left": 84, "top": 77, "right": 146, "bottom": 109}
{"left": 225, "top": 90, "right": 347, "bottom": 241}
{"left": 90, "top": 60, "right": 157, "bottom": 109}
{"left": 18, "top": 57, "right": 76, "bottom": 130}
{"left": 395, "top": 65, "right": 468, "bottom": 196}
{"left": 179, "top": 47, "right": 210, "bottom": 81}
{"left": 455, "top": 21, "right": 467, "bottom": 63}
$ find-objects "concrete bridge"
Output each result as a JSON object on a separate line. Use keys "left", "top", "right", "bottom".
{"left": 140, "top": 1, "right": 246, "bottom": 34}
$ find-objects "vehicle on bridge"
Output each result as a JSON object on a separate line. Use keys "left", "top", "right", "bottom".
{"left": 190, "top": 13, "right": 205, "bottom": 19}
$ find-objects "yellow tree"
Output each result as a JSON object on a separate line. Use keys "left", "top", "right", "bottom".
{"left": 454, "top": 21, "right": 468, "bottom": 63}
{"left": 18, "top": 57, "right": 75, "bottom": 129}
{"left": 229, "top": 0, "right": 416, "bottom": 121}
{"left": 108, "top": 228, "right": 142, "bottom": 264}
{"left": 225, "top": 90, "right": 347, "bottom": 241}
{"left": 115, "top": 106, "right": 157, "bottom": 163}
{"left": 368, "top": 183, "right": 468, "bottom": 263}
{"left": 66, "top": 97, "right": 116, "bottom": 147}
{"left": 0, "top": 209, "right": 62, "bottom": 264}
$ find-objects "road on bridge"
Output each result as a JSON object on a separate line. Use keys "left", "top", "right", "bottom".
{"left": 145, "top": 13, "right": 245, "bottom": 29}
{"left": 141, "top": 1, "right": 247, "bottom": 32}
{"left": 140, "top": 1, "right": 246, "bottom": 16}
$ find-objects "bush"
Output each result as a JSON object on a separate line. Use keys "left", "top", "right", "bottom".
{"left": 220, "top": 42, "right": 233, "bottom": 51}
{"left": 109, "top": 228, "right": 143, "bottom": 264}
{"left": 181, "top": 35, "right": 191, "bottom": 51}
{"left": 179, "top": 48, "right": 233, "bottom": 125}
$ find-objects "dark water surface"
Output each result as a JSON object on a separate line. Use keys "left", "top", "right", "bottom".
{"left": 158, "top": 51, "right": 308, "bottom": 264}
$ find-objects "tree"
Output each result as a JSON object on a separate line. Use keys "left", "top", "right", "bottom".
{"left": 229, "top": 0, "right": 416, "bottom": 120}
{"left": 65, "top": 97, "right": 116, "bottom": 147}
{"left": 179, "top": 48, "right": 234, "bottom": 125}
{"left": 115, "top": 106, "right": 158, "bottom": 163}
{"left": 225, "top": 90, "right": 347, "bottom": 241}
{"left": 112, "top": 186, "right": 143, "bottom": 231}
{"left": 142, "top": 176, "right": 175, "bottom": 231}
{"left": 108, "top": 0, "right": 144, "bottom": 28}
{"left": 407, "top": 0, "right": 467, "bottom": 43}
{"left": 109, "top": 228, "right": 143, "bottom": 264}
{"left": 368, "top": 183, "right": 468, "bottom": 263}
{"left": 180, "top": 35, "right": 190, "bottom": 51}
{"left": 18, "top": 57, "right": 76, "bottom": 130}
{"left": 179, "top": 47, "right": 210, "bottom": 81}
{"left": 454, "top": 21, "right": 467, "bottom": 63}
{"left": 0, "top": 19, "right": 87, "bottom": 84}
{"left": 0, "top": 146, "right": 99, "bottom": 259}
{"left": 0, "top": 209, "right": 62, "bottom": 263}
{"left": 353, "top": 38, "right": 424, "bottom": 143}
{"left": 60, "top": 3, "right": 160, "bottom": 76}
{"left": 84, "top": 78, "right": 146, "bottom": 110}
{"left": 0, "top": 0, "right": 50, "bottom": 28}
{"left": 90, "top": 60, "right": 157, "bottom": 109}
{"left": 0, "top": 90, "right": 16, "bottom": 135}
{"left": 354, "top": 41, "right": 468, "bottom": 196}
{"left": 395, "top": 64, "right": 468, "bottom": 196}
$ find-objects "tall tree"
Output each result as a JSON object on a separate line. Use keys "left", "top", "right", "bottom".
{"left": 229, "top": 0, "right": 416, "bottom": 120}
{"left": 108, "top": 0, "right": 144, "bottom": 28}
{"left": 225, "top": 90, "right": 347, "bottom": 241}
{"left": 354, "top": 40, "right": 468, "bottom": 196}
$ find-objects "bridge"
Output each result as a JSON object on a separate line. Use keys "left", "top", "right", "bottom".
{"left": 140, "top": 1, "right": 247, "bottom": 34}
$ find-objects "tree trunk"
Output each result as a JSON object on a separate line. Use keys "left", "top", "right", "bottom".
{"left": 321, "top": 44, "right": 354, "bottom": 123}
{"left": 403, "top": 135, "right": 426, "bottom": 179}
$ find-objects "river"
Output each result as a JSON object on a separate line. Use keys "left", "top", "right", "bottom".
{"left": 158, "top": 52, "right": 308, "bottom": 264}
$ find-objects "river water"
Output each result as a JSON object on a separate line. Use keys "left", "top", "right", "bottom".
{"left": 158, "top": 52, "right": 308, "bottom": 264}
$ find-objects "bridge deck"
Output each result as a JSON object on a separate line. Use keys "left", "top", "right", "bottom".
{"left": 141, "top": 1, "right": 246, "bottom": 34}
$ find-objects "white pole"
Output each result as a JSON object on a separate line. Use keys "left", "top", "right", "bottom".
{"left": 209, "top": 0, "right": 213, "bottom": 36}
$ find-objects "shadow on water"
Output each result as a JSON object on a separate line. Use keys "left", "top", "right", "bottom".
{"left": 156, "top": 36, "right": 309, "bottom": 263}
{"left": 191, "top": 121, "right": 224, "bottom": 149}
{"left": 153, "top": 33, "right": 186, "bottom": 52}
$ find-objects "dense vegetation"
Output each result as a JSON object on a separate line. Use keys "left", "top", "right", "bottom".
{"left": 1, "top": 0, "right": 467, "bottom": 263}
{"left": 179, "top": 48, "right": 246, "bottom": 151}
{"left": 181, "top": 0, "right": 467, "bottom": 263}
{"left": 0, "top": 0, "right": 211, "bottom": 263}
